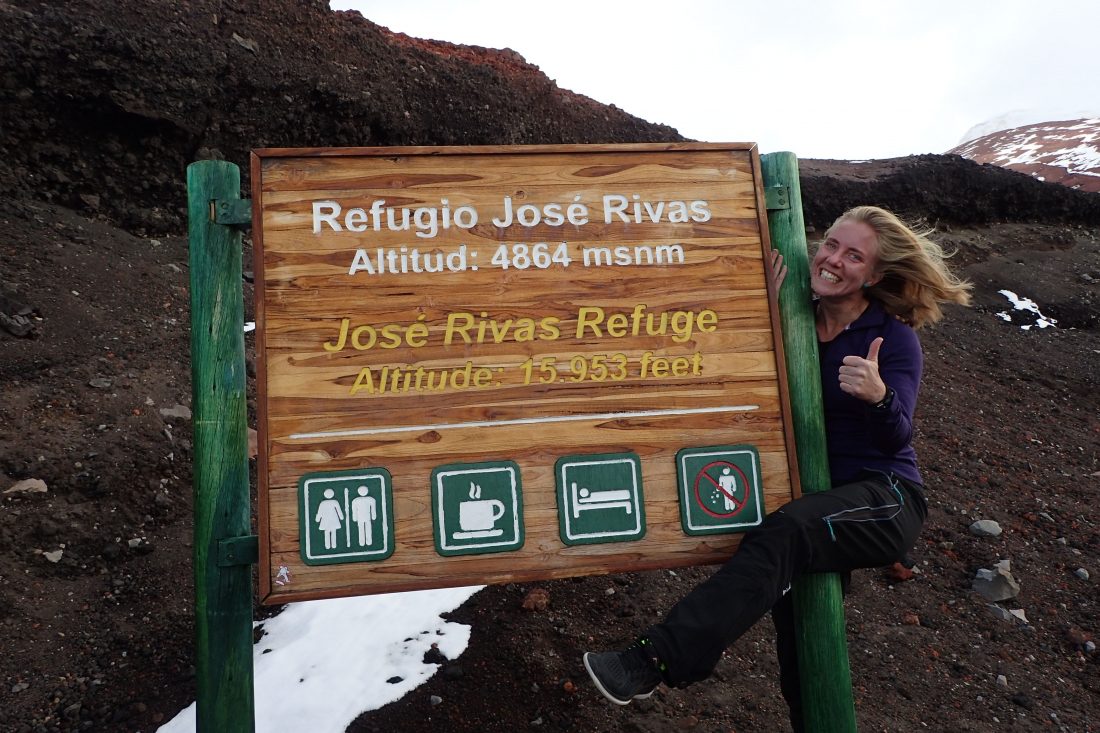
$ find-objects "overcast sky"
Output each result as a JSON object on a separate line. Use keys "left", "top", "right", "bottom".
{"left": 330, "top": 0, "right": 1100, "bottom": 160}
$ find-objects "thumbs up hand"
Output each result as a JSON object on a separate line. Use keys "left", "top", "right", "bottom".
{"left": 838, "top": 337, "right": 888, "bottom": 403}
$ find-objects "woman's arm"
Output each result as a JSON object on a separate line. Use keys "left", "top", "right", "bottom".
{"left": 863, "top": 328, "right": 922, "bottom": 455}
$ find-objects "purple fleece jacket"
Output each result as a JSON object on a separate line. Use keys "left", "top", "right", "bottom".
{"left": 817, "top": 298, "right": 923, "bottom": 487}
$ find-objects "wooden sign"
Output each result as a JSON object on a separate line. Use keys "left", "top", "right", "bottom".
{"left": 252, "top": 143, "right": 800, "bottom": 604}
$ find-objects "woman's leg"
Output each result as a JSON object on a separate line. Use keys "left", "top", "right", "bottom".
{"left": 645, "top": 506, "right": 815, "bottom": 685}
{"left": 772, "top": 571, "right": 852, "bottom": 733}
{"left": 771, "top": 590, "right": 803, "bottom": 731}
{"left": 644, "top": 475, "right": 925, "bottom": 687}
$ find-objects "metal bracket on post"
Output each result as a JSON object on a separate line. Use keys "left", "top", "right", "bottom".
{"left": 764, "top": 185, "right": 790, "bottom": 211}
{"left": 213, "top": 199, "right": 253, "bottom": 228}
{"left": 218, "top": 535, "right": 259, "bottom": 567}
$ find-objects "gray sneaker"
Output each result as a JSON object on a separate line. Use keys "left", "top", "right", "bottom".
{"left": 583, "top": 644, "right": 662, "bottom": 705}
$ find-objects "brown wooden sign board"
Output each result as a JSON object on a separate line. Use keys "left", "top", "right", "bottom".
{"left": 252, "top": 142, "right": 800, "bottom": 605}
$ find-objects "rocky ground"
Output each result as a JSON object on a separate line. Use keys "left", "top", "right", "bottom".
{"left": 1, "top": 1, "right": 1099, "bottom": 732}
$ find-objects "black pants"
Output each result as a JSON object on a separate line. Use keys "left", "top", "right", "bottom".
{"left": 645, "top": 473, "right": 927, "bottom": 730}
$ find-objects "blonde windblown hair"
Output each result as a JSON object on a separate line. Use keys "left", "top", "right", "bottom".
{"left": 825, "top": 206, "right": 972, "bottom": 328}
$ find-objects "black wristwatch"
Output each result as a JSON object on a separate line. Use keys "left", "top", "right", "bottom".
{"left": 870, "top": 387, "right": 895, "bottom": 410}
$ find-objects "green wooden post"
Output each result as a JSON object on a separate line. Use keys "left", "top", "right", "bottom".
{"left": 187, "top": 160, "right": 255, "bottom": 732}
{"left": 761, "top": 151, "right": 857, "bottom": 732}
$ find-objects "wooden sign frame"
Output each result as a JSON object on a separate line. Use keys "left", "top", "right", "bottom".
{"left": 252, "top": 142, "right": 800, "bottom": 605}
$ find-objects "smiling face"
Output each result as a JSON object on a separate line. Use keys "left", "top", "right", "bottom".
{"left": 810, "top": 218, "right": 881, "bottom": 300}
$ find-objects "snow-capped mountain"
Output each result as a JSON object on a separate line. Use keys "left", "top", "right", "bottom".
{"left": 956, "top": 109, "right": 1100, "bottom": 147}
{"left": 949, "top": 116, "right": 1100, "bottom": 193}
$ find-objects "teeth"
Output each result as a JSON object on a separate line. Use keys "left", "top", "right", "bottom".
{"left": 819, "top": 269, "right": 839, "bottom": 283}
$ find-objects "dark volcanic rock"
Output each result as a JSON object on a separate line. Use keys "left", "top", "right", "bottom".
{"left": 0, "top": 0, "right": 680, "bottom": 234}
{"left": 799, "top": 155, "right": 1100, "bottom": 230}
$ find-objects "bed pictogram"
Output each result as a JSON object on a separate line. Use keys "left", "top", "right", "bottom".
{"left": 556, "top": 453, "right": 645, "bottom": 546}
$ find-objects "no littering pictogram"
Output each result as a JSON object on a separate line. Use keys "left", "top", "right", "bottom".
{"left": 676, "top": 446, "right": 764, "bottom": 535}
{"left": 694, "top": 460, "right": 751, "bottom": 518}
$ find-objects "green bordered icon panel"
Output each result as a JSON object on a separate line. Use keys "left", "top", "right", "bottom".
{"left": 296, "top": 446, "right": 767, "bottom": 565}
{"left": 299, "top": 468, "right": 395, "bottom": 565}
{"left": 676, "top": 445, "right": 764, "bottom": 535}
{"left": 555, "top": 452, "right": 645, "bottom": 546}
{"left": 432, "top": 460, "right": 525, "bottom": 557}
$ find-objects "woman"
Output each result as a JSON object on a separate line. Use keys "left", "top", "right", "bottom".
{"left": 583, "top": 206, "right": 972, "bottom": 730}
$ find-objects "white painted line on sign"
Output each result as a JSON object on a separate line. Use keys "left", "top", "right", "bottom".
{"left": 289, "top": 405, "right": 760, "bottom": 440}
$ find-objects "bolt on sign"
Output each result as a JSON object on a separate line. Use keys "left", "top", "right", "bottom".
{"left": 252, "top": 142, "right": 800, "bottom": 604}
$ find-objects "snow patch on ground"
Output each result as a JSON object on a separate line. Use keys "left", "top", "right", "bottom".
{"left": 996, "top": 289, "right": 1058, "bottom": 330}
{"left": 159, "top": 586, "right": 481, "bottom": 733}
